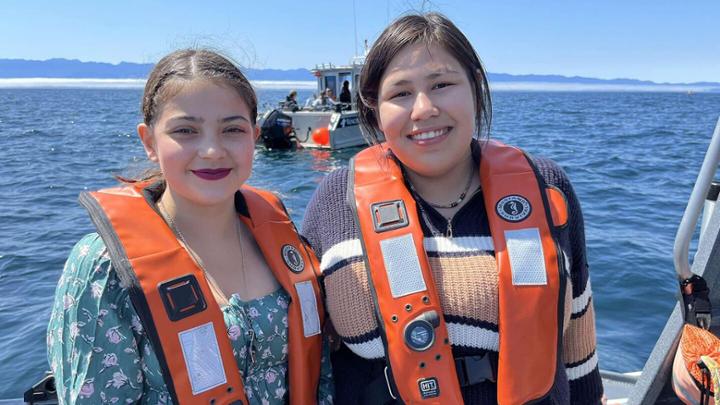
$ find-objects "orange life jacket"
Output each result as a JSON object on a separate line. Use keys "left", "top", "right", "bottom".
{"left": 79, "top": 183, "right": 325, "bottom": 405}
{"left": 349, "top": 141, "right": 567, "bottom": 405}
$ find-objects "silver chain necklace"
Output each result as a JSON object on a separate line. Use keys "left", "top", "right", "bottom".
{"left": 156, "top": 199, "right": 247, "bottom": 303}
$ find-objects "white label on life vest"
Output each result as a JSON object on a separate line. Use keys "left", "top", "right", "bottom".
{"left": 295, "top": 281, "right": 321, "bottom": 337}
{"left": 178, "top": 322, "right": 227, "bottom": 395}
{"left": 380, "top": 233, "right": 427, "bottom": 298}
{"left": 505, "top": 228, "right": 547, "bottom": 285}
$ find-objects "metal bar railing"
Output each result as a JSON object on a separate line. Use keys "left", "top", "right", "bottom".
{"left": 674, "top": 117, "right": 720, "bottom": 279}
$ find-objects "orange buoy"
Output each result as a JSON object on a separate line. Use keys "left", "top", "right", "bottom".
{"left": 312, "top": 127, "right": 330, "bottom": 146}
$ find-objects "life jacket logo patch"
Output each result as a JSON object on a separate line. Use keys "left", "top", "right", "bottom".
{"left": 418, "top": 377, "right": 440, "bottom": 399}
{"left": 281, "top": 244, "right": 305, "bottom": 273}
{"left": 496, "top": 195, "right": 532, "bottom": 222}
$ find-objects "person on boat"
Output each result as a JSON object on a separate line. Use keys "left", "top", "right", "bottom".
{"left": 312, "top": 92, "right": 328, "bottom": 109}
{"left": 305, "top": 93, "right": 318, "bottom": 108}
{"left": 285, "top": 89, "right": 300, "bottom": 111}
{"left": 325, "top": 88, "right": 337, "bottom": 102}
{"left": 325, "top": 89, "right": 340, "bottom": 111}
{"left": 301, "top": 12, "right": 603, "bottom": 404}
{"left": 339, "top": 81, "right": 352, "bottom": 104}
{"left": 311, "top": 89, "right": 338, "bottom": 110}
{"left": 47, "top": 48, "right": 334, "bottom": 405}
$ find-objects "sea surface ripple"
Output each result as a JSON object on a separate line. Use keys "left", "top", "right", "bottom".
{"left": 0, "top": 88, "right": 719, "bottom": 398}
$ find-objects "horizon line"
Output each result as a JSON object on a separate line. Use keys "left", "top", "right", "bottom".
{"left": 0, "top": 78, "right": 717, "bottom": 93}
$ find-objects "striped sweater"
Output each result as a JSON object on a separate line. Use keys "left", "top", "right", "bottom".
{"left": 301, "top": 151, "right": 603, "bottom": 404}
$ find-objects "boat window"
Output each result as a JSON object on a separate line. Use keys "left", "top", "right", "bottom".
{"left": 324, "top": 76, "right": 337, "bottom": 96}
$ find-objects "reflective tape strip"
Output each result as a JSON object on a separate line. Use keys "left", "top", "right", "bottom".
{"left": 295, "top": 280, "right": 321, "bottom": 337}
{"left": 505, "top": 228, "right": 547, "bottom": 285}
{"left": 178, "top": 322, "right": 228, "bottom": 395}
{"left": 380, "top": 233, "right": 427, "bottom": 298}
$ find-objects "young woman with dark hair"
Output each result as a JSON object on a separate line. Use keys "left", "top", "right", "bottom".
{"left": 303, "top": 13, "right": 602, "bottom": 404}
{"left": 48, "top": 49, "right": 334, "bottom": 405}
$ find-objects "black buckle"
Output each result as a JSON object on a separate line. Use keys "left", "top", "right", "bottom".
{"left": 455, "top": 354, "right": 496, "bottom": 386}
{"left": 158, "top": 274, "right": 207, "bottom": 321}
{"left": 371, "top": 200, "right": 409, "bottom": 233}
{"left": 681, "top": 274, "right": 712, "bottom": 329}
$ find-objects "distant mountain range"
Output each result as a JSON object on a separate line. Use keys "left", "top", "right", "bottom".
{"left": 0, "top": 58, "right": 311, "bottom": 81}
{"left": 1, "top": 58, "right": 718, "bottom": 89}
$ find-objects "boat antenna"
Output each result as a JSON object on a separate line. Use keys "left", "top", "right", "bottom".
{"left": 353, "top": 0, "right": 359, "bottom": 57}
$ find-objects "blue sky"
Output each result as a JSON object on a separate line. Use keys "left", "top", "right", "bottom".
{"left": 1, "top": 0, "right": 718, "bottom": 83}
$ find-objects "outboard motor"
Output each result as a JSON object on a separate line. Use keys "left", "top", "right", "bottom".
{"left": 260, "top": 109, "right": 295, "bottom": 150}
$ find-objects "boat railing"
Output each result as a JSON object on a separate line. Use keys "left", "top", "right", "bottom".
{"left": 626, "top": 116, "right": 720, "bottom": 404}
{"left": 673, "top": 117, "right": 720, "bottom": 280}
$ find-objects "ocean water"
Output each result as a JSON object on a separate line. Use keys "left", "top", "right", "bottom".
{"left": 0, "top": 88, "right": 719, "bottom": 399}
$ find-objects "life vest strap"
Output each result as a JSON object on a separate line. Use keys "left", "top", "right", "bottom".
{"left": 361, "top": 367, "right": 397, "bottom": 405}
{"left": 455, "top": 354, "right": 497, "bottom": 386}
{"left": 361, "top": 354, "right": 497, "bottom": 404}
{"left": 681, "top": 274, "right": 712, "bottom": 329}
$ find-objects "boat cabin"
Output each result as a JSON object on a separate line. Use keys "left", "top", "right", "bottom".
{"left": 310, "top": 56, "right": 364, "bottom": 105}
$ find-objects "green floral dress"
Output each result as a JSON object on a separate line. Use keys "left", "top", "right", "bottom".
{"left": 47, "top": 233, "right": 334, "bottom": 405}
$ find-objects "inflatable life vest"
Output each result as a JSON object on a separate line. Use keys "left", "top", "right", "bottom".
{"left": 348, "top": 141, "right": 567, "bottom": 404}
{"left": 79, "top": 183, "right": 325, "bottom": 405}
{"left": 672, "top": 274, "right": 716, "bottom": 405}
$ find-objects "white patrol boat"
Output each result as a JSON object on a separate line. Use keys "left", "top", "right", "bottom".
{"left": 258, "top": 57, "right": 374, "bottom": 150}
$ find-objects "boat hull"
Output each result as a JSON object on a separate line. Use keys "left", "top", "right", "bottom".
{"left": 258, "top": 109, "right": 370, "bottom": 150}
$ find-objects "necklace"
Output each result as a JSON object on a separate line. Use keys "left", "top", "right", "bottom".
{"left": 407, "top": 165, "right": 476, "bottom": 209}
{"left": 156, "top": 199, "right": 246, "bottom": 304}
